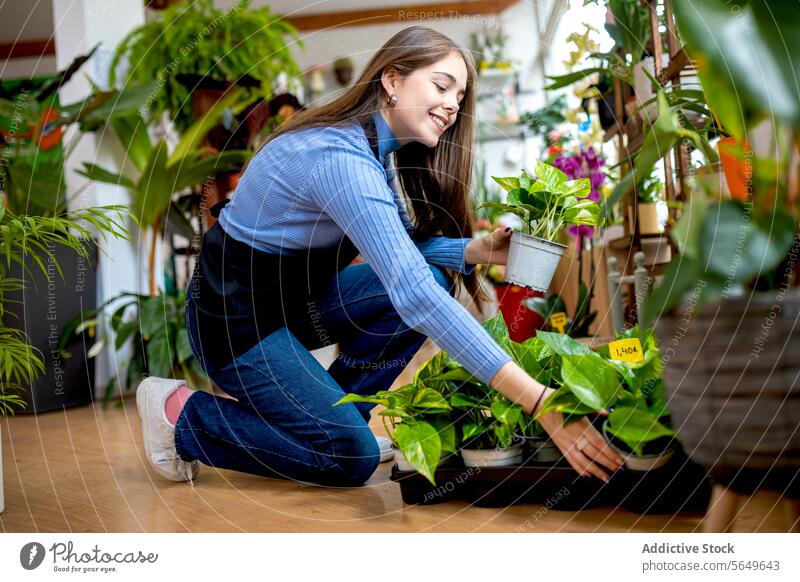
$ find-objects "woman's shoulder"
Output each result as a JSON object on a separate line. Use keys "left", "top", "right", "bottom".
{"left": 266, "top": 122, "right": 369, "bottom": 155}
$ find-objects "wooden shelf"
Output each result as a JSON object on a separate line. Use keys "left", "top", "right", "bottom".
{"left": 656, "top": 47, "right": 691, "bottom": 85}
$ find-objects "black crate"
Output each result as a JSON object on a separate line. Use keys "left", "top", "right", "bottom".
{"left": 390, "top": 449, "right": 711, "bottom": 514}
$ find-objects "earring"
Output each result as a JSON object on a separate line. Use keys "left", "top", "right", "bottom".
{"left": 387, "top": 94, "right": 397, "bottom": 107}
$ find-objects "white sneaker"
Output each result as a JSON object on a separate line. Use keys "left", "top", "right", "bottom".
{"left": 136, "top": 377, "right": 200, "bottom": 483}
{"left": 376, "top": 436, "right": 394, "bottom": 463}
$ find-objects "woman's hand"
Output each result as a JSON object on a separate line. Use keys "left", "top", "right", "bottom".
{"left": 537, "top": 409, "right": 624, "bottom": 482}
{"left": 465, "top": 226, "right": 512, "bottom": 266}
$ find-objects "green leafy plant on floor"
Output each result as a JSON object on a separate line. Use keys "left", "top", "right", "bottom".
{"left": 60, "top": 288, "right": 206, "bottom": 408}
{"left": 481, "top": 160, "right": 603, "bottom": 241}
{"left": 109, "top": 0, "right": 302, "bottom": 131}
{"left": 0, "top": 202, "right": 131, "bottom": 414}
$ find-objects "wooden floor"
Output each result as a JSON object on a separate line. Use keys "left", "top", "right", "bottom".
{"left": 0, "top": 338, "right": 792, "bottom": 533}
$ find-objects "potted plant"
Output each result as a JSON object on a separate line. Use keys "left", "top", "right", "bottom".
{"left": 334, "top": 350, "right": 458, "bottom": 485}
{"left": 0, "top": 200, "right": 131, "bottom": 508}
{"left": 524, "top": 284, "right": 597, "bottom": 339}
{"left": 481, "top": 160, "right": 603, "bottom": 291}
{"left": 77, "top": 88, "right": 251, "bottom": 296}
{"left": 534, "top": 327, "right": 676, "bottom": 472}
{"left": 640, "top": 0, "right": 800, "bottom": 506}
{"left": 630, "top": 167, "right": 663, "bottom": 235}
{"left": 60, "top": 287, "right": 207, "bottom": 407}
{"left": 108, "top": 0, "right": 302, "bottom": 133}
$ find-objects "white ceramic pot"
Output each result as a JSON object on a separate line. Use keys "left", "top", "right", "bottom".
{"left": 528, "top": 438, "right": 563, "bottom": 463}
{"left": 603, "top": 422, "right": 675, "bottom": 472}
{"left": 461, "top": 444, "right": 524, "bottom": 468}
{"left": 504, "top": 232, "right": 567, "bottom": 292}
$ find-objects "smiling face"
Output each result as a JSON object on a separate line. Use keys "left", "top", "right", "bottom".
{"left": 380, "top": 51, "right": 468, "bottom": 148}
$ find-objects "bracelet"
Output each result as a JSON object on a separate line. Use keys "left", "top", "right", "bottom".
{"left": 532, "top": 387, "right": 549, "bottom": 415}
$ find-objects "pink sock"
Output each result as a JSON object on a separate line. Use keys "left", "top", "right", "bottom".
{"left": 165, "top": 385, "right": 194, "bottom": 425}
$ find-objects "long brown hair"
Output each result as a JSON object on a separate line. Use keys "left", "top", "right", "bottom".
{"left": 260, "top": 26, "right": 488, "bottom": 310}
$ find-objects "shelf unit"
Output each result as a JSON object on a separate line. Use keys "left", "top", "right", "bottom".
{"left": 603, "top": 0, "right": 697, "bottom": 323}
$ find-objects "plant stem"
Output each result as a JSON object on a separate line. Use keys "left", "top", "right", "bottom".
{"left": 148, "top": 217, "right": 161, "bottom": 296}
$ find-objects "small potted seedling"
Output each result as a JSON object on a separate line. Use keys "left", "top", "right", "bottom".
{"left": 334, "top": 351, "right": 459, "bottom": 485}
{"left": 481, "top": 161, "right": 603, "bottom": 291}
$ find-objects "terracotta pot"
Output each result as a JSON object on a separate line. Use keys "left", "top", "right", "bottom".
{"left": 494, "top": 283, "right": 544, "bottom": 342}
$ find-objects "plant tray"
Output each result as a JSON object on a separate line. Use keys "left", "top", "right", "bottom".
{"left": 389, "top": 449, "right": 711, "bottom": 514}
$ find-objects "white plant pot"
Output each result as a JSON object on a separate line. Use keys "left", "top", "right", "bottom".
{"left": 528, "top": 438, "right": 563, "bottom": 463}
{"left": 504, "top": 232, "right": 567, "bottom": 292}
{"left": 461, "top": 444, "right": 524, "bottom": 468}
{"left": 603, "top": 422, "right": 675, "bottom": 472}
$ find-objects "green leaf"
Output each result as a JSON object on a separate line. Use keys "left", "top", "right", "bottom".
{"left": 673, "top": 0, "right": 800, "bottom": 129}
{"left": 145, "top": 328, "right": 174, "bottom": 378}
{"left": 410, "top": 387, "right": 451, "bottom": 410}
{"left": 535, "top": 331, "right": 592, "bottom": 356}
{"left": 490, "top": 399, "right": 522, "bottom": 427}
{"left": 534, "top": 160, "right": 568, "bottom": 189}
{"left": 138, "top": 295, "right": 165, "bottom": 339}
{"left": 175, "top": 328, "right": 193, "bottom": 363}
{"left": 482, "top": 313, "right": 510, "bottom": 348}
{"left": 426, "top": 415, "right": 457, "bottom": 453}
{"left": 561, "top": 353, "right": 622, "bottom": 410}
{"left": 76, "top": 163, "right": 136, "bottom": 190}
{"left": 701, "top": 201, "right": 797, "bottom": 283}
{"left": 394, "top": 421, "right": 441, "bottom": 485}
{"left": 561, "top": 178, "right": 591, "bottom": 199}
{"left": 491, "top": 176, "right": 520, "bottom": 192}
{"left": 606, "top": 406, "right": 675, "bottom": 456}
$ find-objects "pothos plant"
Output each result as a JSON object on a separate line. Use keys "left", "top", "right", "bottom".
{"left": 335, "top": 315, "right": 535, "bottom": 485}
{"left": 481, "top": 160, "right": 604, "bottom": 241}
{"left": 534, "top": 326, "right": 674, "bottom": 457}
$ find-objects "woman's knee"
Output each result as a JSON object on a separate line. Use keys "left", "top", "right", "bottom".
{"left": 321, "top": 426, "right": 380, "bottom": 486}
{"left": 429, "top": 265, "right": 456, "bottom": 297}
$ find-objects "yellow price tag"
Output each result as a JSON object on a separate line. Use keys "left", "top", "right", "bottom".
{"left": 549, "top": 312, "right": 568, "bottom": 334}
{"left": 608, "top": 338, "right": 644, "bottom": 362}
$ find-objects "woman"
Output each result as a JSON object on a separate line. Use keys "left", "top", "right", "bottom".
{"left": 137, "top": 26, "right": 623, "bottom": 488}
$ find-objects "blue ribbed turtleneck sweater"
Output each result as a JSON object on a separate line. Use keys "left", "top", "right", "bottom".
{"left": 217, "top": 111, "right": 512, "bottom": 385}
